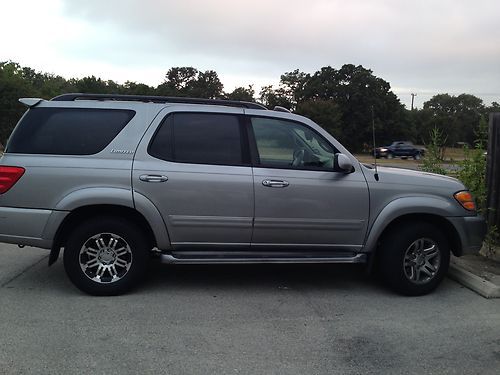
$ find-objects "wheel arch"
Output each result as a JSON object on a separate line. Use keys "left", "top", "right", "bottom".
{"left": 50, "top": 204, "right": 160, "bottom": 265}
{"left": 376, "top": 213, "right": 462, "bottom": 256}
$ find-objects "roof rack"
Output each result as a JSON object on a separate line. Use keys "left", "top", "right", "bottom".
{"left": 51, "top": 93, "right": 267, "bottom": 110}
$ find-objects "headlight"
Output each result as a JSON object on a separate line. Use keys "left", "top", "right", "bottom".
{"left": 454, "top": 191, "right": 476, "bottom": 211}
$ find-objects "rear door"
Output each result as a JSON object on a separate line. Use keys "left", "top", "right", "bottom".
{"left": 132, "top": 107, "right": 254, "bottom": 250}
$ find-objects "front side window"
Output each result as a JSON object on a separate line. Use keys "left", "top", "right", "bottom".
{"left": 251, "top": 117, "right": 336, "bottom": 170}
{"left": 149, "top": 113, "right": 244, "bottom": 165}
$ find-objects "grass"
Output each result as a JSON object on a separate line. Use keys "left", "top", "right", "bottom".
{"left": 356, "top": 147, "right": 466, "bottom": 164}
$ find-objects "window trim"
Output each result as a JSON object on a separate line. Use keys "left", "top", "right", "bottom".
{"left": 247, "top": 115, "right": 343, "bottom": 172}
{"left": 147, "top": 111, "right": 251, "bottom": 167}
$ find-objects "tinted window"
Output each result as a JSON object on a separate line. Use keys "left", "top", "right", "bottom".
{"left": 6, "top": 108, "right": 135, "bottom": 155}
{"left": 251, "top": 117, "right": 336, "bottom": 170}
{"left": 149, "top": 113, "right": 244, "bottom": 165}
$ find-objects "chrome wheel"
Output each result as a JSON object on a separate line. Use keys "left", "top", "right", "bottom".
{"left": 79, "top": 232, "right": 133, "bottom": 284}
{"left": 403, "top": 238, "right": 441, "bottom": 284}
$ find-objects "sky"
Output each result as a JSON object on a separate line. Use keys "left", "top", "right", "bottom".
{"left": 1, "top": 0, "right": 499, "bottom": 109}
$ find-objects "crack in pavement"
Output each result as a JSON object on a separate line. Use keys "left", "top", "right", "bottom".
{"left": 1, "top": 255, "right": 49, "bottom": 288}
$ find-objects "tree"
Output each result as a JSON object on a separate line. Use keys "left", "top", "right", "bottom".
{"left": 296, "top": 99, "right": 343, "bottom": 139}
{"left": 300, "top": 64, "right": 409, "bottom": 150}
{"left": 156, "top": 67, "right": 223, "bottom": 98}
{"left": 259, "top": 85, "right": 293, "bottom": 109}
{"left": 121, "top": 81, "right": 156, "bottom": 96}
{"left": 420, "top": 93, "right": 484, "bottom": 146}
{"left": 224, "top": 85, "right": 255, "bottom": 101}
{"left": 0, "top": 62, "right": 33, "bottom": 143}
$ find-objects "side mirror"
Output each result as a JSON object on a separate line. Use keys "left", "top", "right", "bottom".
{"left": 333, "top": 153, "right": 354, "bottom": 173}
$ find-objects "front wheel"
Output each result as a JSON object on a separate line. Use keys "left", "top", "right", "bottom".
{"left": 413, "top": 152, "right": 421, "bottom": 160}
{"left": 378, "top": 222, "right": 450, "bottom": 296}
{"left": 63, "top": 217, "right": 149, "bottom": 295}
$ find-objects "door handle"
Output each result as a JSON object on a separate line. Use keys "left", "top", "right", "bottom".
{"left": 262, "top": 179, "right": 289, "bottom": 188}
{"left": 139, "top": 174, "right": 168, "bottom": 183}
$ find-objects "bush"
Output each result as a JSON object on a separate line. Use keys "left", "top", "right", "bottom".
{"left": 456, "top": 117, "right": 498, "bottom": 254}
{"left": 421, "top": 127, "right": 447, "bottom": 175}
{"left": 457, "top": 117, "right": 487, "bottom": 213}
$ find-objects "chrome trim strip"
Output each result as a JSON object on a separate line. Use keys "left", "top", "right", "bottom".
{"left": 251, "top": 243, "right": 363, "bottom": 249}
{"left": 160, "top": 253, "right": 367, "bottom": 265}
{"left": 253, "top": 218, "right": 365, "bottom": 230}
{"left": 172, "top": 242, "right": 250, "bottom": 247}
{"left": 169, "top": 216, "right": 253, "bottom": 228}
{"left": 171, "top": 242, "right": 363, "bottom": 250}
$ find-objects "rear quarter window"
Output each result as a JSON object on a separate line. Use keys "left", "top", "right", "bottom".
{"left": 6, "top": 107, "right": 135, "bottom": 155}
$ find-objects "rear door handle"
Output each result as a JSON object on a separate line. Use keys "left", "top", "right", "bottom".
{"left": 140, "top": 174, "right": 168, "bottom": 183}
{"left": 262, "top": 179, "right": 289, "bottom": 188}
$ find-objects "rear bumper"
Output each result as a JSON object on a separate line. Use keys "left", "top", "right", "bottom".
{"left": 0, "top": 207, "right": 67, "bottom": 249}
{"left": 447, "top": 215, "right": 487, "bottom": 255}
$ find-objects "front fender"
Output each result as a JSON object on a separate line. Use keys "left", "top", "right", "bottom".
{"left": 363, "top": 196, "right": 458, "bottom": 253}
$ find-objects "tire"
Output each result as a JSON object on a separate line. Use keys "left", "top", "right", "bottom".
{"left": 63, "top": 216, "right": 149, "bottom": 296}
{"left": 378, "top": 222, "right": 450, "bottom": 296}
{"left": 413, "top": 152, "right": 421, "bottom": 160}
{"left": 387, "top": 153, "right": 394, "bottom": 159}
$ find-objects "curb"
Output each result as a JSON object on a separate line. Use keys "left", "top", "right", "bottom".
{"left": 448, "top": 263, "right": 500, "bottom": 298}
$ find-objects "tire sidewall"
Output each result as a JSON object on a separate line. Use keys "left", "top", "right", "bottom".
{"left": 63, "top": 217, "right": 148, "bottom": 295}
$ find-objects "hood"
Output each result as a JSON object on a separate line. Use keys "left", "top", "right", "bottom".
{"left": 363, "top": 164, "right": 465, "bottom": 191}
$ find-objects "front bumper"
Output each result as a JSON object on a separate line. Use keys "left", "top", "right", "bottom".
{"left": 447, "top": 215, "right": 487, "bottom": 255}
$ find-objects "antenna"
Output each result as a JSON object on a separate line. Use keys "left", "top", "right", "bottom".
{"left": 371, "top": 105, "right": 379, "bottom": 181}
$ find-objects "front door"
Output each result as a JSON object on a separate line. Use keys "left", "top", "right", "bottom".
{"left": 133, "top": 109, "right": 254, "bottom": 249}
{"left": 249, "top": 116, "right": 369, "bottom": 251}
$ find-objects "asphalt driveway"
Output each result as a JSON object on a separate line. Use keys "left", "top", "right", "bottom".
{"left": 1, "top": 244, "right": 499, "bottom": 374}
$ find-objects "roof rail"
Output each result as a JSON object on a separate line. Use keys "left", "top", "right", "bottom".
{"left": 51, "top": 93, "right": 267, "bottom": 110}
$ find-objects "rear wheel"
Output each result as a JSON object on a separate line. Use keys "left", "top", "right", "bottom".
{"left": 63, "top": 216, "right": 149, "bottom": 295}
{"left": 378, "top": 222, "right": 450, "bottom": 296}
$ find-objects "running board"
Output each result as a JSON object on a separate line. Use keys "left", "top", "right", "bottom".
{"left": 160, "top": 252, "right": 367, "bottom": 265}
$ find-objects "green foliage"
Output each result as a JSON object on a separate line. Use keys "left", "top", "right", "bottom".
{"left": 416, "top": 93, "right": 485, "bottom": 147}
{"left": 1, "top": 60, "right": 497, "bottom": 154}
{"left": 260, "top": 64, "right": 409, "bottom": 151}
{"left": 483, "top": 225, "right": 499, "bottom": 257}
{"left": 421, "top": 127, "right": 447, "bottom": 175}
{"left": 156, "top": 67, "right": 223, "bottom": 98}
{"left": 224, "top": 85, "right": 255, "bottom": 101}
{"left": 296, "top": 99, "right": 343, "bottom": 139}
{"left": 457, "top": 117, "right": 488, "bottom": 213}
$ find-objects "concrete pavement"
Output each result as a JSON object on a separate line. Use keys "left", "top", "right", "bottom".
{"left": 1, "top": 244, "right": 499, "bottom": 374}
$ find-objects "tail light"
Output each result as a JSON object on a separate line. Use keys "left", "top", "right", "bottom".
{"left": 454, "top": 191, "right": 476, "bottom": 211}
{"left": 0, "top": 166, "right": 25, "bottom": 194}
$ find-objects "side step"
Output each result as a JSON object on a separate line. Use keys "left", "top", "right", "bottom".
{"left": 160, "top": 251, "right": 367, "bottom": 265}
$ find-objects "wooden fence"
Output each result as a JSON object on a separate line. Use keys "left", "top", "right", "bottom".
{"left": 486, "top": 113, "right": 500, "bottom": 228}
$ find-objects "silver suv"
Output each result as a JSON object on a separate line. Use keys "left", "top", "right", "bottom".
{"left": 0, "top": 93, "right": 486, "bottom": 296}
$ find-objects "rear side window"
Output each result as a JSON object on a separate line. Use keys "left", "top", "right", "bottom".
{"left": 6, "top": 108, "right": 135, "bottom": 155}
{"left": 149, "top": 113, "right": 245, "bottom": 165}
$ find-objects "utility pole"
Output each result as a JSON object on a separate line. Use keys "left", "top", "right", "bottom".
{"left": 410, "top": 93, "right": 417, "bottom": 110}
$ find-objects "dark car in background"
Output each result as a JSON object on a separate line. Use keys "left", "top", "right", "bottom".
{"left": 375, "top": 141, "right": 425, "bottom": 160}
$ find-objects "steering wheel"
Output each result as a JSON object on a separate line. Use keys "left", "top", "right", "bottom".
{"left": 292, "top": 149, "right": 305, "bottom": 167}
